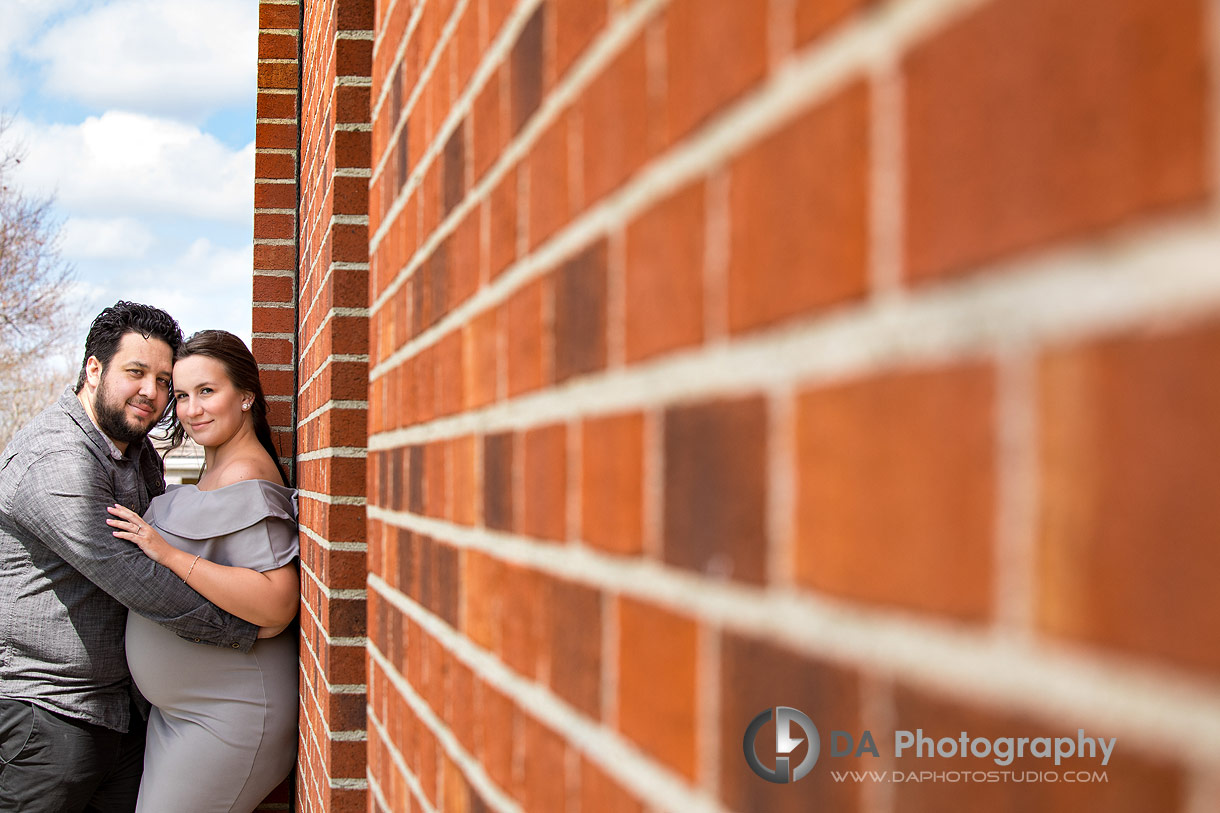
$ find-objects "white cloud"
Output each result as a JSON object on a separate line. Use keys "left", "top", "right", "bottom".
{"left": 0, "top": 0, "right": 75, "bottom": 56}
{"left": 11, "top": 112, "right": 253, "bottom": 222}
{"left": 27, "top": 0, "right": 257, "bottom": 120}
{"left": 59, "top": 216, "right": 155, "bottom": 260}
{"left": 63, "top": 240, "right": 254, "bottom": 356}
{"left": 0, "top": 0, "right": 78, "bottom": 103}
{"left": 53, "top": 277, "right": 110, "bottom": 372}
{"left": 3, "top": 1, "right": 261, "bottom": 373}
{"left": 102, "top": 239, "right": 255, "bottom": 345}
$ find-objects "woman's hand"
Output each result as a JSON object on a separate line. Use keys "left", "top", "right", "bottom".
{"left": 107, "top": 504, "right": 173, "bottom": 564}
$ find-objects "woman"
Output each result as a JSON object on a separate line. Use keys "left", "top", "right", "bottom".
{"left": 106, "top": 330, "right": 299, "bottom": 813}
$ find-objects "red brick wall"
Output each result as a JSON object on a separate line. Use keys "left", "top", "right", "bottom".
{"left": 254, "top": 0, "right": 303, "bottom": 477}
{"left": 293, "top": 0, "right": 374, "bottom": 810}
{"left": 256, "top": 0, "right": 1220, "bottom": 810}
{"left": 254, "top": 1, "right": 303, "bottom": 809}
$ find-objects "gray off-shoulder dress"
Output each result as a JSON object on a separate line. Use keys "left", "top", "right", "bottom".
{"left": 125, "top": 479, "right": 299, "bottom": 813}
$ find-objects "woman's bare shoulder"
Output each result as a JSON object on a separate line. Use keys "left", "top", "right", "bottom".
{"left": 211, "top": 453, "right": 284, "bottom": 489}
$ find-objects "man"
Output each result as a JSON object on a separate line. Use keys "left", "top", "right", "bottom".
{"left": 0, "top": 302, "right": 260, "bottom": 811}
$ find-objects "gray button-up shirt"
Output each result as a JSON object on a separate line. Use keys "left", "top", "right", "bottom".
{"left": 0, "top": 389, "right": 258, "bottom": 732}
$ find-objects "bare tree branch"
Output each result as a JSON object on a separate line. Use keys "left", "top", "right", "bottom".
{"left": 0, "top": 115, "right": 81, "bottom": 451}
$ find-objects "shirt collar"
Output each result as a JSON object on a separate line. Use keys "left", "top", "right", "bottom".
{"left": 58, "top": 386, "right": 131, "bottom": 462}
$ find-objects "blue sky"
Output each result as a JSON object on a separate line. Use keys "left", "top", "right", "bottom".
{"left": 2, "top": 0, "right": 259, "bottom": 350}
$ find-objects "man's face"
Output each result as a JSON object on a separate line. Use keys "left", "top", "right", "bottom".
{"left": 89, "top": 332, "right": 174, "bottom": 447}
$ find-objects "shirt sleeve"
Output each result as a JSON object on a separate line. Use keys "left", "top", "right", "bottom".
{"left": 7, "top": 450, "right": 258, "bottom": 652}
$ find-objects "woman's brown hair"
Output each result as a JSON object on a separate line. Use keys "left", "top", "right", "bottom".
{"left": 165, "top": 330, "right": 290, "bottom": 486}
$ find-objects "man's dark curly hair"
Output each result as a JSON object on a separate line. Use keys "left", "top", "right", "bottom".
{"left": 73, "top": 301, "right": 184, "bottom": 393}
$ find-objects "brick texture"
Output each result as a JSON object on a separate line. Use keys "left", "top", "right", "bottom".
{"left": 1037, "top": 322, "right": 1220, "bottom": 676}
{"left": 617, "top": 597, "right": 698, "bottom": 779}
{"left": 254, "top": 0, "right": 1220, "bottom": 810}
{"left": 892, "top": 685, "right": 1184, "bottom": 811}
{"left": 664, "top": 397, "right": 768, "bottom": 584}
{"left": 794, "top": 364, "right": 996, "bottom": 620}
{"left": 903, "top": 0, "right": 1210, "bottom": 281}
{"left": 719, "top": 632, "right": 862, "bottom": 813}
{"left": 624, "top": 181, "right": 705, "bottom": 361}
{"left": 256, "top": 0, "right": 372, "bottom": 810}
{"left": 251, "top": 3, "right": 302, "bottom": 809}
{"left": 728, "top": 80, "right": 871, "bottom": 333}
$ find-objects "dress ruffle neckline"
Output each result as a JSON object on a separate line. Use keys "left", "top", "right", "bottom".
{"left": 149, "top": 480, "right": 298, "bottom": 540}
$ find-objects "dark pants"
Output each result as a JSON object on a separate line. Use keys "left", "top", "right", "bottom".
{"left": 0, "top": 698, "right": 146, "bottom": 813}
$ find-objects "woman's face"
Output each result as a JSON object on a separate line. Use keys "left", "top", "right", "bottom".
{"left": 173, "top": 355, "right": 251, "bottom": 447}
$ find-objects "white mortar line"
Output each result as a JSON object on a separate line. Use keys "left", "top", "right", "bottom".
{"left": 366, "top": 711, "right": 437, "bottom": 813}
{"left": 329, "top": 778, "right": 369, "bottom": 790}
{"left": 696, "top": 624, "right": 720, "bottom": 794}
{"left": 298, "top": 306, "right": 372, "bottom": 361}
{"left": 366, "top": 508, "right": 1220, "bottom": 766}
{"left": 298, "top": 589, "right": 369, "bottom": 654}
{"left": 992, "top": 346, "right": 1037, "bottom": 638}
{"left": 369, "top": 217, "right": 1220, "bottom": 446}
{"left": 301, "top": 560, "right": 368, "bottom": 600}
{"left": 370, "top": 576, "right": 722, "bottom": 812}
{"left": 370, "top": 0, "right": 479, "bottom": 174}
{"left": 765, "top": 389, "right": 797, "bottom": 588}
{"left": 299, "top": 523, "right": 369, "bottom": 551}
{"left": 370, "top": 0, "right": 997, "bottom": 322}
{"left": 860, "top": 672, "right": 897, "bottom": 813}
{"left": 296, "top": 478, "right": 366, "bottom": 498}
{"left": 368, "top": 644, "right": 523, "bottom": 813}
{"left": 703, "top": 170, "right": 730, "bottom": 344}
{"left": 369, "top": 0, "right": 473, "bottom": 213}
{"left": 297, "top": 353, "right": 370, "bottom": 396}
{"left": 1191, "top": 3, "right": 1220, "bottom": 804}
{"left": 868, "top": 55, "right": 904, "bottom": 299}
{"left": 371, "top": 28, "right": 1220, "bottom": 378}
{"left": 370, "top": 0, "right": 661, "bottom": 261}
{"left": 297, "top": 400, "right": 369, "bottom": 428}
{"left": 640, "top": 409, "right": 662, "bottom": 562}
{"left": 564, "top": 417, "right": 581, "bottom": 543}
{"left": 297, "top": 447, "right": 367, "bottom": 461}
{"left": 368, "top": 0, "right": 407, "bottom": 55}
{"left": 298, "top": 653, "right": 368, "bottom": 742}
{"left": 601, "top": 591, "right": 619, "bottom": 731}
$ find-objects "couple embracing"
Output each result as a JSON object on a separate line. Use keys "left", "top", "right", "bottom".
{"left": 0, "top": 301, "right": 299, "bottom": 812}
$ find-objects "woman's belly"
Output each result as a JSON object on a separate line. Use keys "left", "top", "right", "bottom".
{"left": 125, "top": 612, "right": 297, "bottom": 713}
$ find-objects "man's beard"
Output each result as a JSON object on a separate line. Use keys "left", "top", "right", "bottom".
{"left": 93, "top": 375, "right": 160, "bottom": 447}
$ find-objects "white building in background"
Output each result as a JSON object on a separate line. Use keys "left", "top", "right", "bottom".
{"left": 157, "top": 436, "right": 204, "bottom": 485}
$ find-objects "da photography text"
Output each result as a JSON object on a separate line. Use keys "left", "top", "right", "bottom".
{"left": 744, "top": 706, "right": 1116, "bottom": 785}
